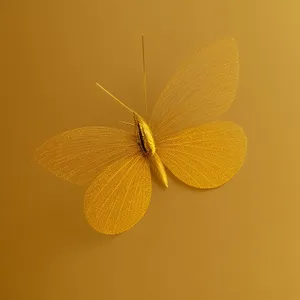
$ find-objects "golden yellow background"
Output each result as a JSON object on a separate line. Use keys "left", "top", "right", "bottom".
{"left": 2, "top": 0, "right": 300, "bottom": 299}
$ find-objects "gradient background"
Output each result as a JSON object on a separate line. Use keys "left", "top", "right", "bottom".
{"left": 2, "top": 0, "right": 300, "bottom": 299}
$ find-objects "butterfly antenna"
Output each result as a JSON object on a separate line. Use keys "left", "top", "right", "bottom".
{"left": 96, "top": 82, "right": 133, "bottom": 113}
{"left": 120, "top": 121, "right": 134, "bottom": 126}
{"left": 142, "top": 34, "right": 148, "bottom": 116}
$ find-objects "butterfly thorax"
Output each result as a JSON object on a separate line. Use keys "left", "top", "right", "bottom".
{"left": 133, "top": 112, "right": 156, "bottom": 156}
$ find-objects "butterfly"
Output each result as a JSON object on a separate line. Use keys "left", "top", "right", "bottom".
{"left": 35, "top": 37, "right": 247, "bottom": 235}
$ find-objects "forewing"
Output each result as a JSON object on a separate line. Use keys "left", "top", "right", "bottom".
{"left": 150, "top": 38, "right": 239, "bottom": 141}
{"left": 156, "top": 122, "right": 247, "bottom": 189}
{"left": 84, "top": 153, "right": 151, "bottom": 235}
{"left": 35, "top": 127, "right": 138, "bottom": 185}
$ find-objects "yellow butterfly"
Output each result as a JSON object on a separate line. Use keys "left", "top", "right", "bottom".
{"left": 35, "top": 37, "right": 247, "bottom": 235}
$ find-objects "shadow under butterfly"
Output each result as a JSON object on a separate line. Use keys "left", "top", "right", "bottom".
{"left": 35, "top": 37, "right": 247, "bottom": 235}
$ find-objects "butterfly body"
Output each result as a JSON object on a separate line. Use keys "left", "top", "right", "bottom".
{"left": 133, "top": 112, "right": 155, "bottom": 156}
{"left": 133, "top": 112, "right": 168, "bottom": 187}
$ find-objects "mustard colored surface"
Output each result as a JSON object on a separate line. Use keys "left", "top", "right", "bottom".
{"left": 3, "top": 0, "right": 300, "bottom": 299}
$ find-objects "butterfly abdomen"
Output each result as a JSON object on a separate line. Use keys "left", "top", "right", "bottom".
{"left": 133, "top": 112, "right": 168, "bottom": 187}
{"left": 148, "top": 152, "right": 168, "bottom": 187}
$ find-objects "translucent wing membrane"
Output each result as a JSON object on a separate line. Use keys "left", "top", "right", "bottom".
{"left": 150, "top": 38, "right": 239, "bottom": 141}
{"left": 34, "top": 127, "right": 138, "bottom": 185}
{"left": 156, "top": 122, "right": 247, "bottom": 189}
{"left": 84, "top": 154, "right": 151, "bottom": 234}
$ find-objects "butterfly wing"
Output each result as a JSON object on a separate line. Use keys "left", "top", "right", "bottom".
{"left": 151, "top": 38, "right": 246, "bottom": 188}
{"left": 84, "top": 153, "right": 151, "bottom": 234}
{"left": 150, "top": 38, "right": 239, "bottom": 141}
{"left": 35, "top": 127, "right": 138, "bottom": 185}
{"left": 156, "top": 121, "right": 247, "bottom": 188}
